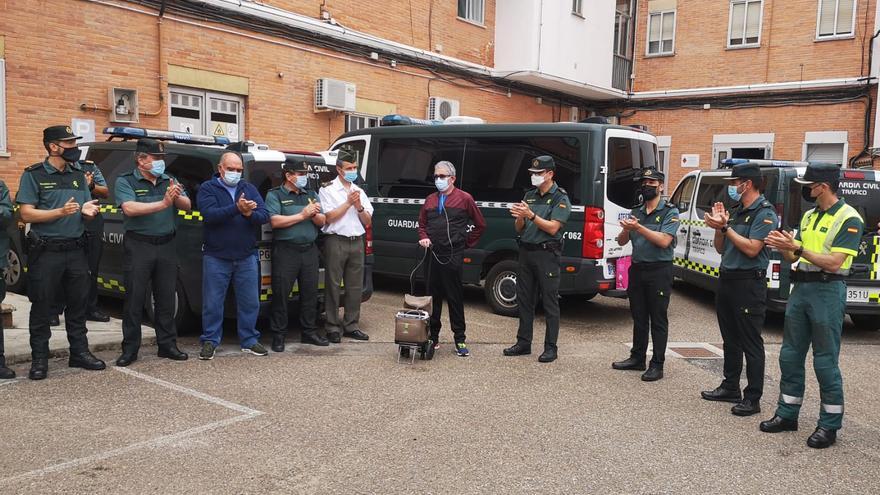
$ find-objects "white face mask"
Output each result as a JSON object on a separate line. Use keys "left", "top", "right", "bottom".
{"left": 530, "top": 173, "right": 545, "bottom": 187}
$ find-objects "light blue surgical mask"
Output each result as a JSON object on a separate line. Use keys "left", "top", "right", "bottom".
{"left": 223, "top": 170, "right": 242, "bottom": 186}
{"left": 727, "top": 184, "right": 742, "bottom": 202}
{"left": 344, "top": 171, "right": 358, "bottom": 183}
{"left": 150, "top": 159, "right": 166, "bottom": 176}
{"left": 295, "top": 175, "right": 309, "bottom": 189}
{"left": 435, "top": 177, "right": 449, "bottom": 192}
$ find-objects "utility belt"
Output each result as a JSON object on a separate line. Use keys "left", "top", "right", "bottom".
{"left": 791, "top": 271, "right": 846, "bottom": 283}
{"left": 127, "top": 231, "right": 175, "bottom": 245}
{"left": 29, "top": 235, "right": 87, "bottom": 252}
{"left": 719, "top": 269, "right": 766, "bottom": 280}
{"left": 275, "top": 239, "right": 316, "bottom": 252}
{"left": 328, "top": 233, "right": 363, "bottom": 241}
{"left": 519, "top": 240, "right": 562, "bottom": 254}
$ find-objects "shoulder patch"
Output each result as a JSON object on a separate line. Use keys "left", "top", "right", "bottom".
{"left": 847, "top": 227, "right": 860, "bottom": 233}
{"left": 763, "top": 218, "right": 774, "bottom": 224}
{"left": 558, "top": 203, "right": 566, "bottom": 209}
{"left": 669, "top": 217, "right": 679, "bottom": 222}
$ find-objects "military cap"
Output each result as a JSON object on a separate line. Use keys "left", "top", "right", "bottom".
{"left": 723, "top": 162, "right": 761, "bottom": 181}
{"left": 43, "top": 125, "right": 80, "bottom": 142}
{"left": 634, "top": 167, "right": 665, "bottom": 182}
{"left": 794, "top": 162, "right": 840, "bottom": 185}
{"left": 528, "top": 155, "right": 556, "bottom": 172}
{"left": 136, "top": 138, "right": 166, "bottom": 155}
{"left": 282, "top": 156, "right": 310, "bottom": 173}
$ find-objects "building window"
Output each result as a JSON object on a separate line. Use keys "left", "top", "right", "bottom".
{"left": 169, "top": 87, "right": 245, "bottom": 140}
{"left": 457, "top": 0, "right": 485, "bottom": 25}
{"left": 728, "top": 0, "right": 763, "bottom": 47}
{"left": 0, "top": 59, "right": 6, "bottom": 153}
{"left": 572, "top": 0, "right": 583, "bottom": 16}
{"left": 345, "top": 114, "right": 379, "bottom": 133}
{"left": 803, "top": 131, "right": 848, "bottom": 166}
{"left": 647, "top": 11, "right": 676, "bottom": 55}
{"left": 817, "top": 0, "right": 856, "bottom": 38}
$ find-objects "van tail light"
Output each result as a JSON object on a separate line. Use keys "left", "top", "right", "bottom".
{"left": 582, "top": 207, "right": 605, "bottom": 259}
{"left": 771, "top": 262, "right": 781, "bottom": 281}
{"left": 365, "top": 224, "right": 374, "bottom": 255}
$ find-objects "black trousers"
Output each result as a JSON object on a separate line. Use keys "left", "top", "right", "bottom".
{"left": 121, "top": 236, "right": 179, "bottom": 354}
{"left": 516, "top": 248, "right": 561, "bottom": 349}
{"left": 428, "top": 253, "right": 466, "bottom": 344}
{"left": 28, "top": 246, "right": 90, "bottom": 359}
{"left": 270, "top": 242, "right": 319, "bottom": 336}
{"left": 627, "top": 262, "right": 672, "bottom": 365}
{"left": 0, "top": 276, "right": 6, "bottom": 358}
{"left": 716, "top": 275, "right": 767, "bottom": 401}
{"left": 52, "top": 230, "right": 101, "bottom": 316}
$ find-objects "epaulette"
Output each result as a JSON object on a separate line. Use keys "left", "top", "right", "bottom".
{"left": 556, "top": 186, "right": 568, "bottom": 196}
{"left": 24, "top": 162, "right": 43, "bottom": 172}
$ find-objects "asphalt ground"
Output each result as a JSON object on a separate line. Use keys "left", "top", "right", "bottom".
{"left": 1, "top": 277, "right": 878, "bottom": 494}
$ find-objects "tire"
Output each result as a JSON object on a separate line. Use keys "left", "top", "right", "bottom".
{"left": 5, "top": 243, "right": 25, "bottom": 294}
{"left": 484, "top": 260, "right": 520, "bottom": 317}
{"left": 144, "top": 280, "right": 197, "bottom": 333}
{"left": 850, "top": 314, "right": 880, "bottom": 331}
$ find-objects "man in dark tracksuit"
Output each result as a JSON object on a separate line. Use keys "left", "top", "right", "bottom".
{"left": 702, "top": 162, "right": 778, "bottom": 416}
{"left": 417, "top": 160, "right": 486, "bottom": 357}
{"left": 266, "top": 158, "right": 328, "bottom": 352}
{"left": 612, "top": 168, "right": 679, "bottom": 381}
{"left": 114, "top": 138, "right": 191, "bottom": 367}
{"left": 504, "top": 155, "right": 571, "bottom": 363}
{"left": 17, "top": 125, "right": 104, "bottom": 380}
{"left": 0, "top": 179, "right": 14, "bottom": 379}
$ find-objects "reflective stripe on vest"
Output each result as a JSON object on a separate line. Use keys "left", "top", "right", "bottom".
{"left": 797, "top": 202, "right": 862, "bottom": 275}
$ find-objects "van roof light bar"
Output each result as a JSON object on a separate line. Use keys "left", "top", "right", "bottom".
{"left": 720, "top": 158, "right": 811, "bottom": 168}
{"left": 103, "top": 127, "right": 230, "bottom": 145}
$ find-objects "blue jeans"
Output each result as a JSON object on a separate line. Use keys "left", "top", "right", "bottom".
{"left": 200, "top": 253, "right": 261, "bottom": 348}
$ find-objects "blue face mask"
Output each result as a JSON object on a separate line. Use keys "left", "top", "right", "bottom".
{"left": 150, "top": 159, "right": 166, "bottom": 176}
{"left": 223, "top": 170, "right": 242, "bottom": 186}
{"left": 295, "top": 175, "right": 309, "bottom": 189}
{"left": 344, "top": 171, "right": 358, "bottom": 183}
{"left": 435, "top": 177, "right": 449, "bottom": 192}
{"left": 727, "top": 184, "right": 743, "bottom": 202}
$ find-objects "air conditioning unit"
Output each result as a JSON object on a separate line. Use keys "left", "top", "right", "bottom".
{"left": 427, "top": 97, "right": 460, "bottom": 120}
{"left": 315, "top": 78, "right": 356, "bottom": 112}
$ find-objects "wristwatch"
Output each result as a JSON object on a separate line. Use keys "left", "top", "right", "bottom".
{"left": 720, "top": 224, "right": 729, "bottom": 234}
{"left": 793, "top": 246, "right": 804, "bottom": 257}
{"left": 357, "top": 206, "right": 365, "bottom": 213}
{"left": 531, "top": 212, "right": 537, "bottom": 221}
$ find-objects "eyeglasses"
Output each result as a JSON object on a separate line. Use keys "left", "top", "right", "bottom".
{"left": 433, "top": 174, "right": 451, "bottom": 179}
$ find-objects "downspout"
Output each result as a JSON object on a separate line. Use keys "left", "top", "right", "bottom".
{"left": 140, "top": 0, "right": 167, "bottom": 117}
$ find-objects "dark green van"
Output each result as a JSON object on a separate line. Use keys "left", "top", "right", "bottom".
{"left": 328, "top": 117, "right": 659, "bottom": 316}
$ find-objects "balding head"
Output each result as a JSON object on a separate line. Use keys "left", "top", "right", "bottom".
{"left": 218, "top": 152, "right": 244, "bottom": 186}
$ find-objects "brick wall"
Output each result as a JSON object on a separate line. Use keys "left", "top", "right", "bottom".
{"left": 633, "top": 0, "right": 876, "bottom": 91}
{"left": 0, "top": 0, "right": 545, "bottom": 194}
{"left": 247, "top": 0, "right": 496, "bottom": 65}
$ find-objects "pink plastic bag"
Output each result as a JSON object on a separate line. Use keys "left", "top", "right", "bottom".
{"left": 616, "top": 256, "right": 632, "bottom": 291}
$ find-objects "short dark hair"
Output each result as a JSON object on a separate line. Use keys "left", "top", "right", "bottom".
{"left": 826, "top": 180, "right": 840, "bottom": 193}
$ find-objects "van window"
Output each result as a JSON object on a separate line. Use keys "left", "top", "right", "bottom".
{"left": 694, "top": 175, "right": 736, "bottom": 220}
{"left": 607, "top": 137, "right": 657, "bottom": 208}
{"left": 166, "top": 155, "right": 216, "bottom": 209}
{"left": 789, "top": 179, "right": 880, "bottom": 232}
{"left": 246, "top": 160, "right": 285, "bottom": 203}
{"left": 670, "top": 175, "right": 696, "bottom": 211}
{"left": 376, "top": 137, "right": 465, "bottom": 199}
{"left": 460, "top": 136, "right": 583, "bottom": 204}
{"left": 85, "top": 148, "right": 135, "bottom": 205}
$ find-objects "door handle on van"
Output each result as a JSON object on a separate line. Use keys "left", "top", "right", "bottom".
{"left": 679, "top": 228, "right": 687, "bottom": 234}
{"left": 692, "top": 231, "right": 702, "bottom": 236}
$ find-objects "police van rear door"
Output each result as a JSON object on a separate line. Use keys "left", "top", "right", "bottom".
{"left": 668, "top": 172, "right": 698, "bottom": 272}
{"left": 243, "top": 148, "right": 287, "bottom": 305}
{"left": 836, "top": 170, "right": 880, "bottom": 323}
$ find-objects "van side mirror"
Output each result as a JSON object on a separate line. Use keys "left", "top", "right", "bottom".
{"left": 678, "top": 202, "right": 688, "bottom": 211}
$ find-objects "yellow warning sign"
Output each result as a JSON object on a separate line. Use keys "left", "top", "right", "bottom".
{"left": 213, "top": 123, "right": 225, "bottom": 136}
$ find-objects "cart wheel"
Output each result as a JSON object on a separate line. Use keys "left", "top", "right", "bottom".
{"left": 399, "top": 346, "right": 411, "bottom": 359}
{"left": 425, "top": 340, "right": 435, "bottom": 360}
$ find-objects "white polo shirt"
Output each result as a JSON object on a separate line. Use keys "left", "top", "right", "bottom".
{"left": 319, "top": 177, "right": 374, "bottom": 236}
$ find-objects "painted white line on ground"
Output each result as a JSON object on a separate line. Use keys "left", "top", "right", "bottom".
{"left": 114, "top": 366, "right": 262, "bottom": 415}
{"left": 0, "top": 368, "right": 263, "bottom": 485}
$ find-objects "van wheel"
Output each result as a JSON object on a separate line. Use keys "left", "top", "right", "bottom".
{"left": 4, "top": 243, "right": 25, "bottom": 294}
{"left": 850, "top": 314, "right": 880, "bottom": 331}
{"left": 485, "top": 260, "right": 519, "bottom": 317}
{"left": 144, "top": 281, "right": 197, "bottom": 334}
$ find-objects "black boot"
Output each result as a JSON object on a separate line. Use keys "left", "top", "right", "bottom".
{"left": 503, "top": 342, "right": 531, "bottom": 356}
{"left": 612, "top": 356, "right": 647, "bottom": 371}
{"left": 271, "top": 334, "right": 285, "bottom": 353}
{"left": 29, "top": 358, "right": 48, "bottom": 380}
{"left": 641, "top": 363, "right": 663, "bottom": 381}
{"left": 301, "top": 331, "right": 329, "bottom": 347}
{"left": 69, "top": 351, "right": 106, "bottom": 370}
{"left": 807, "top": 427, "right": 837, "bottom": 449}
{"left": 538, "top": 345, "right": 557, "bottom": 363}
{"left": 759, "top": 415, "right": 799, "bottom": 433}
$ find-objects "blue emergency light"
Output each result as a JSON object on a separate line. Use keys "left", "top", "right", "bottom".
{"left": 379, "top": 114, "right": 443, "bottom": 127}
{"left": 720, "top": 158, "right": 811, "bottom": 168}
{"left": 103, "top": 127, "right": 230, "bottom": 145}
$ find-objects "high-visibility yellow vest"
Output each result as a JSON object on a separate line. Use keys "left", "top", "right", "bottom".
{"left": 797, "top": 201, "right": 862, "bottom": 274}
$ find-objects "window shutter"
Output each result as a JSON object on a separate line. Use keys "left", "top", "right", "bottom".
{"left": 745, "top": 2, "right": 761, "bottom": 42}
{"left": 818, "top": 0, "right": 837, "bottom": 35}
{"left": 730, "top": 3, "right": 746, "bottom": 44}
{"left": 836, "top": 0, "right": 854, "bottom": 35}
{"left": 805, "top": 143, "right": 845, "bottom": 166}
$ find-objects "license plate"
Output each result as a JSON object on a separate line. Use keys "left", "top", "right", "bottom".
{"left": 258, "top": 248, "right": 271, "bottom": 261}
{"left": 604, "top": 262, "right": 616, "bottom": 279}
{"left": 846, "top": 287, "right": 876, "bottom": 303}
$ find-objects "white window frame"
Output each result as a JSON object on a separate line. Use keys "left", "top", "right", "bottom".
{"left": 344, "top": 113, "right": 380, "bottom": 133}
{"left": 572, "top": 0, "right": 584, "bottom": 17}
{"left": 802, "top": 131, "right": 849, "bottom": 167}
{"left": 457, "top": 0, "right": 485, "bottom": 26}
{"left": 0, "top": 59, "right": 7, "bottom": 155}
{"left": 646, "top": 11, "right": 676, "bottom": 56}
{"left": 815, "top": 0, "right": 857, "bottom": 40}
{"left": 727, "top": 0, "right": 764, "bottom": 49}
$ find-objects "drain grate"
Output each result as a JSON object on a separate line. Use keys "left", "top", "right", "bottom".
{"left": 669, "top": 347, "right": 720, "bottom": 359}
